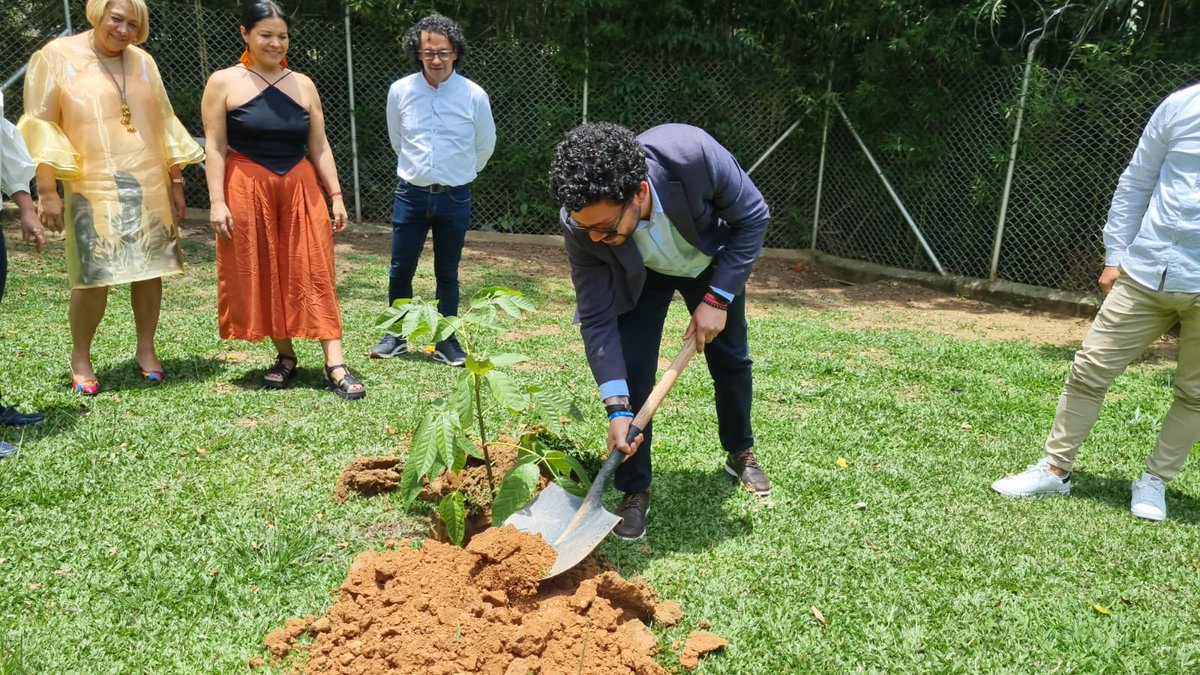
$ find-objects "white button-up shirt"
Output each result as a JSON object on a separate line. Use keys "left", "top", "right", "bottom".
{"left": 1106, "top": 82, "right": 1200, "bottom": 292}
{"left": 0, "top": 91, "right": 35, "bottom": 199}
{"left": 385, "top": 70, "right": 496, "bottom": 188}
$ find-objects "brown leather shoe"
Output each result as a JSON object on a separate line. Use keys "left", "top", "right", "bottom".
{"left": 612, "top": 490, "right": 651, "bottom": 540}
{"left": 725, "top": 448, "right": 771, "bottom": 496}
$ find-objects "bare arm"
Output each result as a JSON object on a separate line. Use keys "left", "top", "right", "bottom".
{"left": 13, "top": 191, "right": 45, "bottom": 252}
{"left": 35, "top": 164, "right": 62, "bottom": 232}
{"left": 201, "top": 70, "right": 233, "bottom": 240}
{"left": 302, "top": 75, "right": 347, "bottom": 232}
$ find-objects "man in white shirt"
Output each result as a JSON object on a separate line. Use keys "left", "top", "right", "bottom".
{"left": 1, "top": 91, "right": 47, "bottom": 458}
{"left": 370, "top": 14, "right": 496, "bottom": 367}
{"left": 992, "top": 83, "right": 1200, "bottom": 521}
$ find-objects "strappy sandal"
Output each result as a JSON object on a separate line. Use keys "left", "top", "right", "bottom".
{"left": 262, "top": 354, "right": 298, "bottom": 389}
{"left": 324, "top": 364, "right": 366, "bottom": 401}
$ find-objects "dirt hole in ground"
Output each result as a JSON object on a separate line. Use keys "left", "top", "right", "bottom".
{"left": 262, "top": 526, "right": 714, "bottom": 674}
{"left": 335, "top": 445, "right": 551, "bottom": 545}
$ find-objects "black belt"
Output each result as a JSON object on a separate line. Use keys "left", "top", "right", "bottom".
{"left": 400, "top": 180, "right": 456, "bottom": 194}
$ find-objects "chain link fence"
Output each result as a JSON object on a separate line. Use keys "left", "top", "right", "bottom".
{"left": 2, "top": 1, "right": 1196, "bottom": 294}
{"left": 818, "top": 60, "right": 1200, "bottom": 293}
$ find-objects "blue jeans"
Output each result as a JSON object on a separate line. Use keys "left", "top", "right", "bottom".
{"left": 388, "top": 181, "right": 472, "bottom": 318}
{"left": 612, "top": 267, "right": 755, "bottom": 494}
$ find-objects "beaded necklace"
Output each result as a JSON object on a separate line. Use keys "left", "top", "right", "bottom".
{"left": 89, "top": 35, "right": 136, "bottom": 133}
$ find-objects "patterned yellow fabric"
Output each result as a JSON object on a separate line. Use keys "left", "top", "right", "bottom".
{"left": 18, "top": 36, "right": 203, "bottom": 289}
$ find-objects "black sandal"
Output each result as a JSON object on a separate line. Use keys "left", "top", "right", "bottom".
{"left": 262, "top": 354, "right": 298, "bottom": 389}
{"left": 324, "top": 364, "right": 366, "bottom": 400}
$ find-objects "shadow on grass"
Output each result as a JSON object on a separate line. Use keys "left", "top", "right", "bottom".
{"left": 91, "top": 354, "right": 229, "bottom": 392}
{"left": 1073, "top": 471, "right": 1200, "bottom": 525}
{"left": 0, "top": 402, "right": 85, "bottom": 447}
{"left": 597, "top": 466, "right": 754, "bottom": 577}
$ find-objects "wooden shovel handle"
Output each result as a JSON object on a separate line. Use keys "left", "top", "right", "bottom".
{"left": 627, "top": 340, "right": 697, "bottom": 439}
{"left": 590, "top": 340, "right": 699, "bottom": 496}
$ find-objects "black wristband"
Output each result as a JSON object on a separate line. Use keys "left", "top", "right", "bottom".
{"left": 605, "top": 402, "right": 633, "bottom": 416}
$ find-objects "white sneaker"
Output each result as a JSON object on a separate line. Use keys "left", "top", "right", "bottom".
{"left": 991, "top": 458, "right": 1072, "bottom": 498}
{"left": 1131, "top": 472, "right": 1167, "bottom": 521}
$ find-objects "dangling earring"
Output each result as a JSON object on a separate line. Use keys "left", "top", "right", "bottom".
{"left": 240, "top": 48, "right": 254, "bottom": 67}
{"left": 280, "top": 54, "right": 289, "bottom": 69}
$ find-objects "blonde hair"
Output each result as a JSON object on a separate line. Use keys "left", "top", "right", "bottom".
{"left": 86, "top": 0, "right": 150, "bottom": 45}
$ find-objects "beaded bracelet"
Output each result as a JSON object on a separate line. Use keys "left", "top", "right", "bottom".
{"left": 608, "top": 410, "right": 635, "bottom": 421}
{"left": 702, "top": 292, "right": 729, "bottom": 310}
{"left": 329, "top": 191, "right": 343, "bottom": 199}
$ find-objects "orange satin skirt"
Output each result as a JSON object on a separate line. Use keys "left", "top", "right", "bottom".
{"left": 216, "top": 152, "right": 343, "bottom": 341}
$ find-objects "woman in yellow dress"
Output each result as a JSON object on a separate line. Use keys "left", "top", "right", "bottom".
{"left": 19, "top": 0, "right": 203, "bottom": 394}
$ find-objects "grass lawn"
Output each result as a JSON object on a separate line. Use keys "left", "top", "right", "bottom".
{"left": 2, "top": 220, "right": 1199, "bottom": 673}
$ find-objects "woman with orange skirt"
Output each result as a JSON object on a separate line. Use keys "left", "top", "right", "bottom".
{"left": 200, "top": 0, "right": 364, "bottom": 399}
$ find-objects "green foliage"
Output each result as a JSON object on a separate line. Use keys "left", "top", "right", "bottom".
{"left": 375, "top": 287, "right": 587, "bottom": 543}
{"left": 438, "top": 492, "right": 466, "bottom": 546}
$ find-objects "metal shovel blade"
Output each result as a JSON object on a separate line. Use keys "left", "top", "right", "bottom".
{"left": 503, "top": 341, "right": 698, "bottom": 580}
{"left": 504, "top": 482, "right": 620, "bottom": 579}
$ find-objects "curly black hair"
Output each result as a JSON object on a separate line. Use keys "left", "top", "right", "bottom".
{"left": 403, "top": 14, "right": 468, "bottom": 71}
{"left": 548, "top": 123, "right": 648, "bottom": 212}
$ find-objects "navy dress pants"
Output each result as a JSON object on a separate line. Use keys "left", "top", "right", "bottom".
{"left": 612, "top": 266, "right": 754, "bottom": 494}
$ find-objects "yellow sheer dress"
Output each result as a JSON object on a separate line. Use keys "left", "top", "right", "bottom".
{"left": 18, "top": 36, "right": 203, "bottom": 289}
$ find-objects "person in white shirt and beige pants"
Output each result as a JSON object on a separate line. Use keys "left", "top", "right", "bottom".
{"left": 370, "top": 13, "right": 495, "bottom": 367}
{"left": 992, "top": 83, "right": 1200, "bottom": 521}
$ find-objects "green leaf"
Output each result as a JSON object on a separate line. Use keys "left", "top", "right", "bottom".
{"left": 429, "top": 410, "right": 463, "bottom": 473}
{"left": 554, "top": 476, "right": 589, "bottom": 499}
{"left": 439, "top": 492, "right": 466, "bottom": 546}
{"left": 484, "top": 369, "right": 527, "bottom": 413}
{"left": 544, "top": 450, "right": 572, "bottom": 477}
{"left": 456, "top": 434, "right": 479, "bottom": 464}
{"left": 474, "top": 285, "right": 522, "bottom": 300}
{"left": 449, "top": 371, "right": 475, "bottom": 426}
{"left": 399, "top": 416, "right": 440, "bottom": 504}
{"left": 494, "top": 294, "right": 527, "bottom": 319}
{"left": 529, "top": 386, "right": 583, "bottom": 430}
{"left": 489, "top": 353, "right": 528, "bottom": 367}
{"left": 372, "top": 301, "right": 412, "bottom": 332}
{"left": 491, "top": 462, "right": 540, "bottom": 527}
{"left": 462, "top": 314, "right": 505, "bottom": 334}
{"left": 465, "top": 353, "right": 493, "bottom": 376}
{"left": 562, "top": 452, "right": 593, "bottom": 492}
{"left": 433, "top": 316, "right": 459, "bottom": 343}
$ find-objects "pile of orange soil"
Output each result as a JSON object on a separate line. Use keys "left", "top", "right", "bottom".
{"left": 263, "top": 527, "right": 722, "bottom": 674}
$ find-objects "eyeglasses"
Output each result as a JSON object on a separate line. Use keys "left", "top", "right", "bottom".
{"left": 418, "top": 50, "right": 456, "bottom": 61}
{"left": 566, "top": 198, "right": 635, "bottom": 236}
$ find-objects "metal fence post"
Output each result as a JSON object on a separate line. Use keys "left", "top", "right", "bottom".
{"left": 990, "top": 34, "right": 1042, "bottom": 281}
{"left": 63, "top": 0, "right": 72, "bottom": 33}
{"left": 834, "top": 100, "right": 947, "bottom": 276}
{"left": 811, "top": 79, "right": 832, "bottom": 251}
{"left": 343, "top": 1, "right": 362, "bottom": 222}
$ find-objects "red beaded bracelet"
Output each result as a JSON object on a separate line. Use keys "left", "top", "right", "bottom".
{"left": 702, "top": 292, "right": 729, "bottom": 310}
{"left": 329, "top": 191, "right": 343, "bottom": 198}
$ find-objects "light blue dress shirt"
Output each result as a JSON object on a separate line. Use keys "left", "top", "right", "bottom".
{"left": 385, "top": 70, "right": 496, "bottom": 188}
{"left": 1105, "top": 82, "right": 1200, "bottom": 293}
{"left": 598, "top": 181, "right": 735, "bottom": 400}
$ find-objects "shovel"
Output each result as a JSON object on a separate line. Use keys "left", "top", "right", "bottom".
{"left": 505, "top": 340, "right": 698, "bottom": 579}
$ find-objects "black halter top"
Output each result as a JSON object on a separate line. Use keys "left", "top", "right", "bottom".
{"left": 226, "top": 68, "right": 310, "bottom": 175}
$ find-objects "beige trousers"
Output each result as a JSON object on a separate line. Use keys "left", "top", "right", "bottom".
{"left": 1044, "top": 274, "right": 1200, "bottom": 480}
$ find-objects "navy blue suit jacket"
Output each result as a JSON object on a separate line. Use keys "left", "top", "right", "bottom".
{"left": 561, "top": 123, "right": 770, "bottom": 389}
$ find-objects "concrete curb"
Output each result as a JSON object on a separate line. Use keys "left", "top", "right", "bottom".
{"left": 792, "top": 250, "right": 1102, "bottom": 318}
